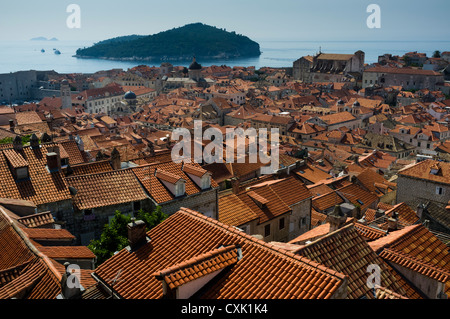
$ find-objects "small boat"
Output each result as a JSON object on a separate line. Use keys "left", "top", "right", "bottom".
{"left": 41, "top": 49, "right": 45, "bottom": 53}
{"left": 54, "top": 50, "right": 61, "bottom": 55}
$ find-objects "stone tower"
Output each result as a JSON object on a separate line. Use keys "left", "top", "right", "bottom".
{"left": 188, "top": 57, "right": 202, "bottom": 81}
{"left": 61, "top": 80, "right": 72, "bottom": 109}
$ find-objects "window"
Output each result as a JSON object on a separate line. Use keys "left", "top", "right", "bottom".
{"left": 436, "top": 187, "right": 444, "bottom": 195}
{"left": 176, "top": 182, "right": 185, "bottom": 197}
{"left": 201, "top": 175, "right": 211, "bottom": 190}
{"left": 264, "top": 224, "right": 271, "bottom": 237}
{"left": 84, "top": 209, "right": 93, "bottom": 216}
{"left": 299, "top": 217, "right": 307, "bottom": 228}
{"left": 279, "top": 217, "right": 285, "bottom": 230}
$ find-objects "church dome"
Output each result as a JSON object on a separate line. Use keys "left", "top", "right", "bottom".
{"left": 352, "top": 100, "right": 360, "bottom": 107}
{"left": 124, "top": 91, "right": 137, "bottom": 100}
{"left": 337, "top": 99, "right": 345, "bottom": 105}
{"left": 189, "top": 57, "right": 202, "bottom": 70}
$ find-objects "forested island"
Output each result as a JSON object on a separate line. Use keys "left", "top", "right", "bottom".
{"left": 75, "top": 23, "right": 261, "bottom": 62}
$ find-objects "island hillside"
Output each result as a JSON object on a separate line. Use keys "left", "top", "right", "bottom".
{"left": 75, "top": 23, "right": 261, "bottom": 61}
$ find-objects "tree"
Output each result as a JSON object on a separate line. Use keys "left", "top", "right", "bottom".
{"left": 433, "top": 50, "right": 441, "bottom": 58}
{"left": 88, "top": 207, "right": 168, "bottom": 266}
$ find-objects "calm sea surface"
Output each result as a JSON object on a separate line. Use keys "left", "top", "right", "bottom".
{"left": 0, "top": 40, "right": 449, "bottom": 74}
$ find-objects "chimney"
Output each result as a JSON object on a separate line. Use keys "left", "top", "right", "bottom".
{"left": 58, "top": 262, "right": 83, "bottom": 299}
{"left": 127, "top": 218, "right": 148, "bottom": 251}
{"left": 387, "top": 217, "right": 398, "bottom": 231}
{"left": 387, "top": 211, "right": 399, "bottom": 231}
{"left": 110, "top": 147, "right": 121, "bottom": 170}
{"left": 9, "top": 119, "right": 15, "bottom": 132}
{"left": 46, "top": 146, "right": 61, "bottom": 172}
{"left": 30, "top": 134, "right": 39, "bottom": 149}
{"left": 230, "top": 177, "right": 240, "bottom": 194}
{"left": 13, "top": 136, "right": 23, "bottom": 152}
{"left": 328, "top": 205, "right": 347, "bottom": 233}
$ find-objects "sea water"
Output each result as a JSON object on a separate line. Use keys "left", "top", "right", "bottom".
{"left": 0, "top": 40, "right": 449, "bottom": 74}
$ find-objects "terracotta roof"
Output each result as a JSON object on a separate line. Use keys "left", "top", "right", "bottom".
{"left": 231, "top": 177, "right": 312, "bottom": 225}
{"left": 336, "top": 183, "right": 379, "bottom": 212}
{"left": 311, "top": 209, "right": 328, "bottom": 228}
{"left": 356, "top": 168, "right": 396, "bottom": 196}
{"left": 317, "top": 53, "right": 355, "bottom": 61}
{"left": 0, "top": 208, "right": 62, "bottom": 299}
{"left": 17, "top": 212, "right": 55, "bottom": 228}
{"left": 37, "top": 246, "right": 95, "bottom": 260}
{"left": 132, "top": 162, "right": 218, "bottom": 204}
{"left": 153, "top": 245, "right": 240, "bottom": 290}
{"left": 295, "top": 164, "right": 332, "bottom": 184}
{"left": 365, "top": 66, "right": 442, "bottom": 76}
{"left": 379, "top": 248, "right": 450, "bottom": 283}
{"left": 383, "top": 202, "right": 419, "bottom": 226}
{"left": 312, "top": 191, "right": 345, "bottom": 212}
{"left": 319, "top": 112, "right": 356, "bottom": 126}
{"left": 60, "top": 140, "right": 85, "bottom": 165}
{"left": 22, "top": 228, "right": 75, "bottom": 241}
{"left": 294, "top": 224, "right": 420, "bottom": 299}
{"left": 91, "top": 208, "right": 347, "bottom": 299}
{"left": 66, "top": 170, "right": 148, "bottom": 210}
{"left": 375, "top": 286, "right": 409, "bottom": 299}
{"left": 15, "top": 112, "right": 43, "bottom": 125}
{"left": 398, "top": 159, "right": 450, "bottom": 185}
{"left": 155, "top": 169, "right": 184, "bottom": 184}
{"left": 182, "top": 163, "right": 208, "bottom": 177}
{"left": 219, "top": 194, "right": 259, "bottom": 227}
{"left": 69, "top": 160, "right": 113, "bottom": 176}
{"left": 0, "top": 145, "right": 72, "bottom": 206}
{"left": 3, "top": 149, "right": 28, "bottom": 168}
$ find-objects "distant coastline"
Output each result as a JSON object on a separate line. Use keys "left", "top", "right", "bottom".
{"left": 30, "top": 37, "right": 58, "bottom": 41}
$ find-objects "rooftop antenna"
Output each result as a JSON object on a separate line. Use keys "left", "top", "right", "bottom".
{"left": 105, "top": 269, "right": 124, "bottom": 299}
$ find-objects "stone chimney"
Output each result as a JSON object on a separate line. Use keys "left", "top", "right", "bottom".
{"left": 58, "top": 262, "right": 83, "bottom": 299}
{"left": 9, "top": 119, "right": 15, "bottom": 132}
{"left": 231, "top": 177, "right": 240, "bottom": 194}
{"left": 387, "top": 212, "right": 399, "bottom": 231}
{"left": 13, "top": 136, "right": 23, "bottom": 152}
{"left": 328, "top": 205, "right": 347, "bottom": 233}
{"left": 110, "top": 147, "right": 121, "bottom": 170}
{"left": 46, "top": 146, "right": 61, "bottom": 172}
{"left": 30, "top": 134, "right": 39, "bottom": 149}
{"left": 127, "top": 218, "right": 148, "bottom": 251}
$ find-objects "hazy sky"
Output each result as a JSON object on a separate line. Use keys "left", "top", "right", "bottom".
{"left": 0, "top": 0, "right": 449, "bottom": 42}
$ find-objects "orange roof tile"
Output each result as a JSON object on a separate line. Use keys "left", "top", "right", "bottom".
{"left": 219, "top": 194, "right": 259, "bottom": 227}
{"left": 132, "top": 162, "right": 218, "bottom": 204}
{"left": 60, "top": 140, "right": 85, "bottom": 165}
{"left": 153, "top": 245, "right": 240, "bottom": 290}
{"left": 22, "top": 228, "right": 75, "bottom": 241}
{"left": 69, "top": 160, "right": 113, "bottom": 176}
{"left": 0, "top": 145, "right": 72, "bottom": 206}
{"left": 91, "top": 207, "right": 346, "bottom": 299}
{"left": 17, "top": 212, "right": 54, "bottom": 228}
{"left": 399, "top": 159, "right": 450, "bottom": 185}
{"left": 37, "top": 246, "right": 95, "bottom": 260}
{"left": 66, "top": 169, "right": 148, "bottom": 210}
{"left": 294, "top": 224, "right": 421, "bottom": 299}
